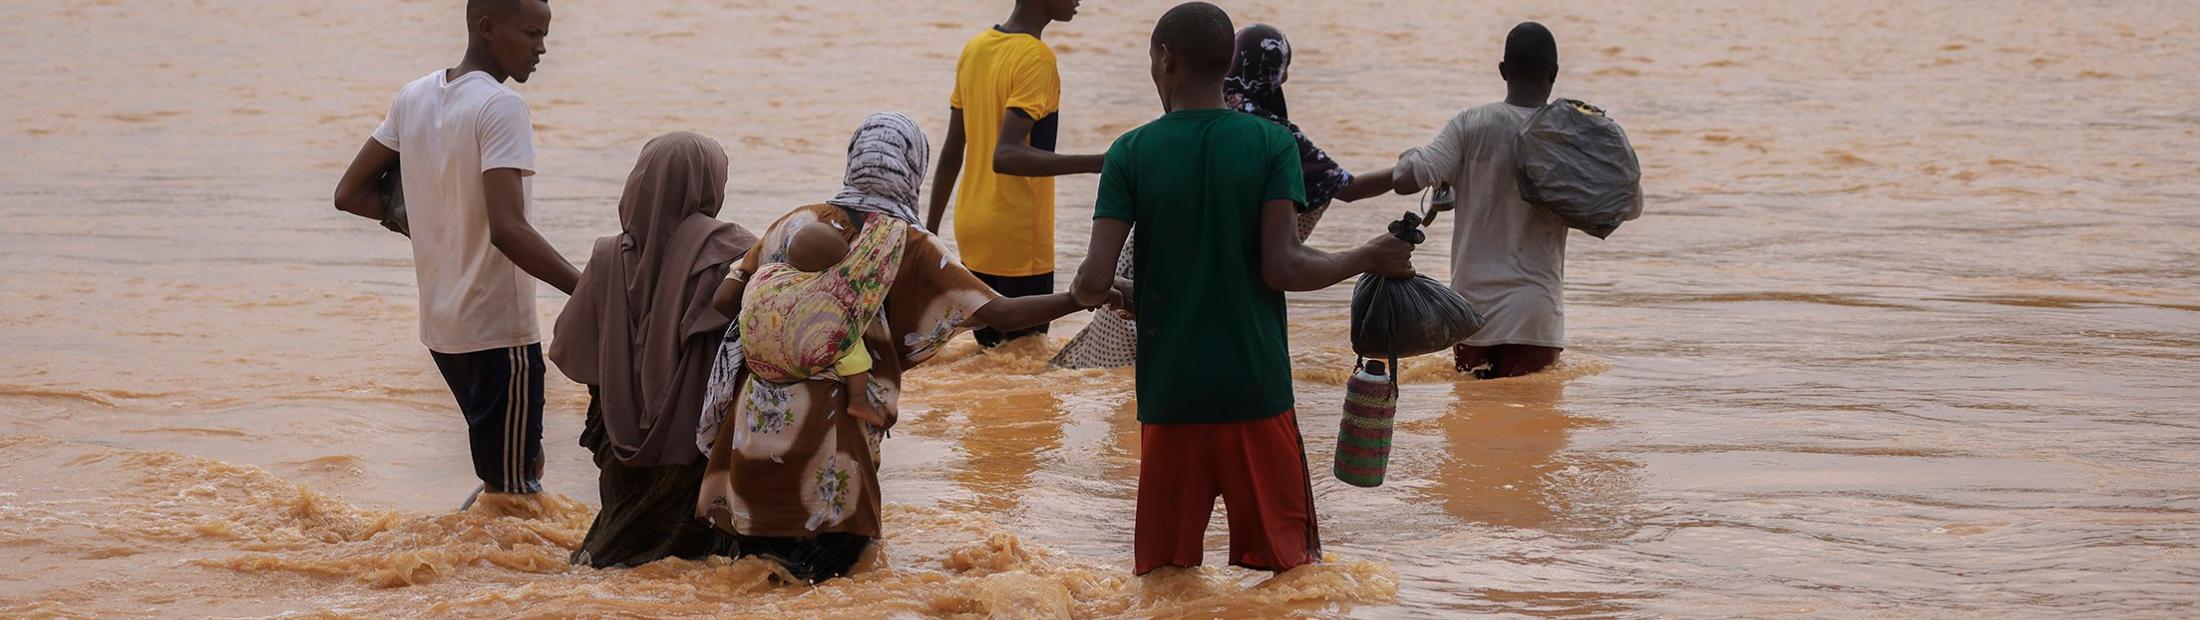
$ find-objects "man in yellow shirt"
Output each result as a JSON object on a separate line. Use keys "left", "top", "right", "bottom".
{"left": 926, "top": 0, "right": 1106, "bottom": 348}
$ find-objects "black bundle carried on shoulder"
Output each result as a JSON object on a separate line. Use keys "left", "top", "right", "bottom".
{"left": 1514, "top": 99, "right": 1643, "bottom": 239}
{"left": 1348, "top": 205, "right": 1486, "bottom": 362}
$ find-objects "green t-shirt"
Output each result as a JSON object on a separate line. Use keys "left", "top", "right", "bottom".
{"left": 1093, "top": 108, "right": 1306, "bottom": 425}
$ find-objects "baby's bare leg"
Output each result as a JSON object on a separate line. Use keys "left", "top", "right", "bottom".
{"left": 844, "top": 372, "right": 886, "bottom": 426}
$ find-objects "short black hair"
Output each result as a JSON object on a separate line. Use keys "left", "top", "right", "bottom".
{"left": 1504, "top": 22, "right": 1558, "bottom": 76}
{"left": 467, "top": 0, "right": 540, "bottom": 18}
{"left": 1153, "top": 2, "right": 1235, "bottom": 77}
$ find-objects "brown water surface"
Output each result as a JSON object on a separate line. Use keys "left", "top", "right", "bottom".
{"left": 3, "top": 0, "right": 2198, "bottom": 617}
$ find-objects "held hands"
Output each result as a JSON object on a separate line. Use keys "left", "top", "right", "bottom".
{"left": 1107, "top": 277, "right": 1136, "bottom": 320}
{"left": 1072, "top": 278, "right": 1134, "bottom": 318}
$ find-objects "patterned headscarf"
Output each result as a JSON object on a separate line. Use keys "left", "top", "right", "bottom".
{"left": 825, "top": 112, "right": 931, "bottom": 228}
{"left": 1224, "top": 23, "right": 1293, "bottom": 124}
{"left": 1224, "top": 25, "right": 1354, "bottom": 215}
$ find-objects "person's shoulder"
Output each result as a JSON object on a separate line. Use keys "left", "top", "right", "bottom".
{"left": 1022, "top": 36, "right": 1060, "bottom": 63}
{"left": 1112, "top": 120, "right": 1159, "bottom": 146}
{"left": 391, "top": 70, "right": 441, "bottom": 99}
{"left": 1462, "top": 101, "right": 1535, "bottom": 124}
{"left": 980, "top": 29, "right": 1056, "bottom": 66}
{"left": 1223, "top": 111, "right": 1295, "bottom": 147}
{"left": 956, "top": 29, "right": 995, "bottom": 56}
{"left": 481, "top": 76, "right": 528, "bottom": 103}
{"left": 467, "top": 79, "right": 530, "bottom": 118}
{"left": 1236, "top": 111, "right": 1293, "bottom": 137}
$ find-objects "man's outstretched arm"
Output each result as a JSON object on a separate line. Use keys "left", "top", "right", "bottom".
{"left": 1258, "top": 199, "right": 1416, "bottom": 293}
{"left": 993, "top": 110, "right": 1103, "bottom": 177}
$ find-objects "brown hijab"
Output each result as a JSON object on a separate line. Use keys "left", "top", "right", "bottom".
{"left": 552, "top": 132, "right": 757, "bottom": 467}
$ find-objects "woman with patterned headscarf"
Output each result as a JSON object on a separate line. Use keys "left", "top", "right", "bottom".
{"left": 1052, "top": 24, "right": 1398, "bottom": 370}
{"left": 693, "top": 113, "right": 1109, "bottom": 583}
{"left": 1224, "top": 23, "right": 1401, "bottom": 236}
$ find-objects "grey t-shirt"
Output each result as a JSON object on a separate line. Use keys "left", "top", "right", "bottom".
{"left": 1397, "top": 102, "right": 1568, "bottom": 349}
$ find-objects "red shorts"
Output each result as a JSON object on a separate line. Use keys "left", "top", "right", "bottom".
{"left": 1135, "top": 410, "right": 1321, "bottom": 575}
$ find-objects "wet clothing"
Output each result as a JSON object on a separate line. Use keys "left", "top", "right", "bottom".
{"left": 1454, "top": 343, "right": 1563, "bottom": 379}
{"left": 551, "top": 133, "right": 756, "bottom": 568}
{"left": 730, "top": 533, "right": 873, "bottom": 584}
{"left": 1094, "top": 108, "right": 1305, "bottom": 425}
{"left": 950, "top": 27, "right": 1064, "bottom": 277}
{"left": 551, "top": 132, "right": 755, "bottom": 468}
{"left": 431, "top": 343, "right": 544, "bottom": 494}
{"left": 572, "top": 388, "right": 735, "bottom": 568}
{"left": 699, "top": 204, "right": 1000, "bottom": 543}
{"left": 1398, "top": 102, "right": 1569, "bottom": 349}
{"left": 971, "top": 271, "right": 1053, "bottom": 347}
{"left": 1048, "top": 237, "right": 1136, "bottom": 369}
{"left": 373, "top": 70, "right": 542, "bottom": 355}
{"left": 1055, "top": 24, "right": 1355, "bottom": 370}
{"left": 1135, "top": 410, "right": 1321, "bottom": 575}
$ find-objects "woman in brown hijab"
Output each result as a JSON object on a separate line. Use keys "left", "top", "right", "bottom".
{"left": 550, "top": 131, "right": 759, "bottom": 568}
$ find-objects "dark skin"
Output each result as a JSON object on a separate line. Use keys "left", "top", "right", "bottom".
{"left": 1335, "top": 166, "right": 1399, "bottom": 203}
{"left": 1071, "top": 39, "right": 1415, "bottom": 312}
{"left": 332, "top": 0, "right": 578, "bottom": 294}
{"left": 924, "top": 0, "right": 1103, "bottom": 232}
{"left": 1391, "top": 60, "right": 1556, "bottom": 196}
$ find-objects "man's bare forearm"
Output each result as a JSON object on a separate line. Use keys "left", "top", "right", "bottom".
{"left": 994, "top": 144, "right": 1104, "bottom": 177}
{"left": 1338, "top": 167, "right": 1396, "bottom": 203}
{"left": 490, "top": 223, "right": 580, "bottom": 295}
{"left": 927, "top": 154, "right": 963, "bottom": 232}
{"left": 1268, "top": 244, "right": 1375, "bottom": 293}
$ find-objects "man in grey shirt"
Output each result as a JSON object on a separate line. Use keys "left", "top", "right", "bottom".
{"left": 1393, "top": 22, "right": 1567, "bottom": 378}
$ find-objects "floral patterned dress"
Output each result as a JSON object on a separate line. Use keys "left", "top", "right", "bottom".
{"left": 697, "top": 204, "right": 998, "bottom": 539}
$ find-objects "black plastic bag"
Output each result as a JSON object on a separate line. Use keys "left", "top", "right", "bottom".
{"left": 1349, "top": 210, "right": 1486, "bottom": 359}
{"left": 377, "top": 163, "right": 410, "bottom": 237}
{"left": 1351, "top": 273, "right": 1486, "bottom": 359}
{"left": 1514, "top": 99, "right": 1642, "bottom": 239}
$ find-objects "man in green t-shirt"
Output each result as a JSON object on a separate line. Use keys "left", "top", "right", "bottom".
{"left": 1069, "top": 2, "right": 1416, "bottom": 576}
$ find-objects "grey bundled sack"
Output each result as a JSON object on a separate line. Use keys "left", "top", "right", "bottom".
{"left": 1514, "top": 99, "right": 1642, "bottom": 239}
{"left": 1349, "top": 210, "right": 1487, "bottom": 360}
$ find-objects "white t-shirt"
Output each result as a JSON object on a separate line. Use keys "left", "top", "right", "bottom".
{"left": 1398, "top": 102, "right": 1568, "bottom": 348}
{"left": 372, "top": 70, "right": 541, "bottom": 354}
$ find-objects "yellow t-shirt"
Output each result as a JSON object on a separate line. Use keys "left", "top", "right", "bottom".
{"left": 950, "top": 28, "right": 1062, "bottom": 277}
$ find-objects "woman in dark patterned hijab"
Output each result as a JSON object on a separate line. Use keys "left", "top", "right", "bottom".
{"left": 1224, "top": 24, "right": 1397, "bottom": 238}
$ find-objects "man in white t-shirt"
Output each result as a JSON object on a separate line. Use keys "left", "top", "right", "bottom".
{"left": 1393, "top": 22, "right": 1568, "bottom": 379}
{"left": 333, "top": 0, "right": 576, "bottom": 500}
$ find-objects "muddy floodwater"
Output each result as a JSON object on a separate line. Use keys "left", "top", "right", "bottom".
{"left": 3, "top": 0, "right": 2198, "bottom": 617}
